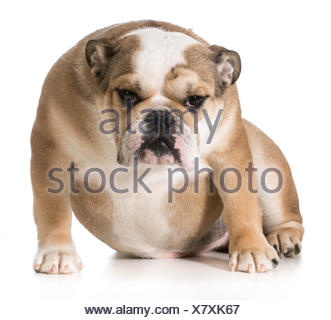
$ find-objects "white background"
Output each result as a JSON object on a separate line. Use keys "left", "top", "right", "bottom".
{"left": 1, "top": 0, "right": 330, "bottom": 319}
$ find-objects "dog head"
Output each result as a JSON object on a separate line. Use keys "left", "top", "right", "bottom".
{"left": 85, "top": 26, "right": 241, "bottom": 170}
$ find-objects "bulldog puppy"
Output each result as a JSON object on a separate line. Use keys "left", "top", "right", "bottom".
{"left": 31, "top": 20, "right": 303, "bottom": 274}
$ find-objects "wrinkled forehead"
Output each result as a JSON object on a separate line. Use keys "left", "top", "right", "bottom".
{"left": 121, "top": 28, "right": 212, "bottom": 94}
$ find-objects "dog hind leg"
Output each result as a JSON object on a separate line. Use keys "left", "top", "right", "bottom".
{"left": 244, "top": 120, "right": 304, "bottom": 258}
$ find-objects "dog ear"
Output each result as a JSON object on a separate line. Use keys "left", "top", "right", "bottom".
{"left": 209, "top": 45, "right": 241, "bottom": 88}
{"left": 85, "top": 39, "right": 117, "bottom": 78}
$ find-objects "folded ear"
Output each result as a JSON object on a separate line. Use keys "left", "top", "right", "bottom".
{"left": 85, "top": 39, "right": 117, "bottom": 78}
{"left": 209, "top": 45, "right": 241, "bottom": 88}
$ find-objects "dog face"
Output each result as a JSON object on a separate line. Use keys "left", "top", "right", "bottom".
{"left": 86, "top": 28, "right": 241, "bottom": 170}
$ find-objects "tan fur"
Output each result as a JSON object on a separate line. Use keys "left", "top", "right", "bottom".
{"left": 31, "top": 20, "right": 303, "bottom": 274}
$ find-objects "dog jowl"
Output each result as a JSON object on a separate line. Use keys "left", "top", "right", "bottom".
{"left": 31, "top": 20, "right": 303, "bottom": 274}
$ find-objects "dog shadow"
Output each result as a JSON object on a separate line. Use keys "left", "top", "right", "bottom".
{"left": 186, "top": 252, "right": 229, "bottom": 271}
{"left": 112, "top": 250, "right": 230, "bottom": 272}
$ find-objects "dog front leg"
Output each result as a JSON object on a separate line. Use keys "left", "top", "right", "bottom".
{"left": 31, "top": 155, "right": 82, "bottom": 274}
{"left": 208, "top": 128, "right": 279, "bottom": 273}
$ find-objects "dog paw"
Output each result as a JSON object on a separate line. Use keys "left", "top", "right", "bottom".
{"left": 266, "top": 227, "right": 302, "bottom": 258}
{"left": 229, "top": 243, "right": 279, "bottom": 273}
{"left": 33, "top": 245, "right": 83, "bottom": 274}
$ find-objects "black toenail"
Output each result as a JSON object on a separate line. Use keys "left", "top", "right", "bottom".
{"left": 273, "top": 245, "right": 280, "bottom": 255}
{"left": 272, "top": 259, "right": 279, "bottom": 267}
{"left": 295, "top": 244, "right": 301, "bottom": 254}
{"left": 284, "top": 248, "right": 294, "bottom": 257}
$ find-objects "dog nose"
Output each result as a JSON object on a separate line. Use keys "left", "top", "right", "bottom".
{"left": 147, "top": 139, "right": 171, "bottom": 156}
{"left": 144, "top": 109, "right": 176, "bottom": 136}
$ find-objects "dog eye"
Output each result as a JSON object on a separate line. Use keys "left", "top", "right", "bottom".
{"left": 184, "top": 95, "right": 208, "bottom": 109}
{"left": 117, "top": 89, "right": 139, "bottom": 109}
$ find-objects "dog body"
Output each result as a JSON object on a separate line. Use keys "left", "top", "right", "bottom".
{"left": 31, "top": 21, "right": 303, "bottom": 273}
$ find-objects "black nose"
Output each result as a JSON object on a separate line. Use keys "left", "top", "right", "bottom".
{"left": 147, "top": 139, "right": 171, "bottom": 156}
{"left": 144, "top": 109, "right": 176, "bottom": 136}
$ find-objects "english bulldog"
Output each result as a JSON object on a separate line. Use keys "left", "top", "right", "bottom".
{"left": 31, "top": 20, "right": 303, "bottom": 274}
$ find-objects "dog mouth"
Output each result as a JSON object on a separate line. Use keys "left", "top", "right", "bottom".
{"left": 118, "top": 107, "right": 198, "bottom": 171}
{"left": 135, "top": 136, "right": 181, "bottom": 165}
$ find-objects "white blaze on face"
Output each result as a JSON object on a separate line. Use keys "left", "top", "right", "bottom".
{"left": 125, "top": 27, "right": 199, "bottom": 92}
{"left": 118, "top": 28, "right": 200, "bottom": 170}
